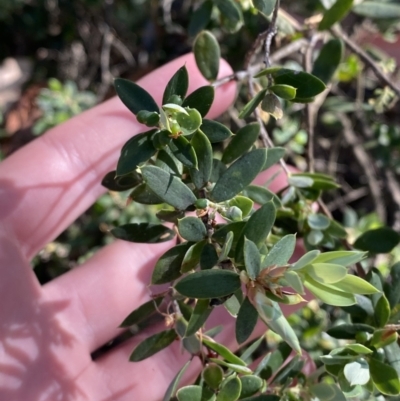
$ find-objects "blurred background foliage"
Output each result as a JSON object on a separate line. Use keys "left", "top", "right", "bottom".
{"left": 1, "top": 2, "right": 400, "bottom": 394}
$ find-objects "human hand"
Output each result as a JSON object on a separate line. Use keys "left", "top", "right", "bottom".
{"left": 0, "top": 54, "right": 300, "bottom": 401}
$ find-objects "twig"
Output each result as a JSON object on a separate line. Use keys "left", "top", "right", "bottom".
{"left": 264, "top": 0, "right": 281, "bottom": 67}
{"left": 338, "top": 112, "right": 386, "bottom": 223}
{"left": 326, "top": 187, "right": 369, "bottom": 212}
{"left": 331, "top": 26, "right": 400, "bottom": 99}
{"left": 385, "top": 169, "right": 400, "bottom": 231}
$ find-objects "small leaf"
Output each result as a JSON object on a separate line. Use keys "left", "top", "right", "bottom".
{"left": 182, "top": 86, "right": 215, "bottom": 117}
{"left": 353, "top": 1, "right": 400, "bottom": 19}
{"left": 201, "top": 119, "right": 233, "bottom": 142}
{"left": 202, "top": 337, "right": 247, "bottom": 366}
{"left": 304, "top": 275, "right": 356, "bottom": 306}
{"left": 190, "top": 130, "right": 213, "bottom": 188}
{"left": 218, "top": 231, "right": 234, "bottom": 262}
{"left": 239, "top": 89, "right": 267, "bottom": 119}
{"left": 261, "top": 93, "right": 283, "bottom": 119}
{"left": 194, "top": 30, "right": 220, "bottom": 81}
{"left": 156, "top": 146, "right": 183, "bottom": 175}
{"left": 313, "top": 250, "right": 366, "bottom": 266}
{"left": 374, "top": 295, "right": 391, "bottom": 327}
{"left": 181, "top": 240, "right": 207, "bottom": 272}
{"left": 261, "top": 234, "right": 296, "bottom": 268}
{"left": 114, "top": 78, "right": 159, "bottom": 115}
{"left": 216, "top": 376, "right": 242, "bottom": 401}
{"left": 211, "top": 149, "right": 267, "bottom": 202}
{"left": 222, "top": 122, "right": 260, "bottom": 164}
{"left": 177, "top": 108, "right": 203, "bottom": 136}
{"left": 213, "top": 221, "right": 246, "bottom": 248}
{"left": 242, "top": 185, "right": 281, "bottom": 208}
{"left": 302, "top": 263, "right": 347, "bottom": 284}
{"left": 307, "top": 213, "right": 330, "bottom": 230}
{"left": 327, "top": 324, "right": 375, "bottom": 340}
{"left": 271, "top": 355, "right": 304, "bottom": 385}
{"left": 312, "top": 39, "right": 344, "bottom": 84}
{"left": 209, "top": 359, "right": 252, "bottom": 375}
{"left": 229, "top": 196, "right": 254, "bottom": 218}
{"left": 329, "top": 274, "right": 381, "bottom": 295}
{"left": 156, "top": 209, "right": 185, "bottom": 223}
{"left": 120, "top": 297, "right": 163, "bottom": 327}
{"left": 188, "top": 0, "right": 213, "bottom": 37}
{"left": 254, "top": 342, "right": 291, "bottom": 379}
{"left": 291, "top": 250, "right": 320, "bottom": 270}
{"left": 239, "top": 376, "right": 264, "bottom": 399}
{"left": 283, "top": 271, "right": 304, "bottom": 294}
{"left": 214, "top": 0, "right": 243, "bottom": 33}
{"left": 130, "top": 329, "right": 177, "bottom": 361}
{"left": 310, "top": 383, "right": 346, "bottom": 401}
{"left": 269, "top": 84, "right": 296, "bottom": 100}
{"left": 244, "top": 238, "right": 261, "bottom": 279}
{"left": 101, "top": 170, "right": 141, "bottom": 192}
{"left": 177, "top": 385, "right": 202, "bottom": 401}
{"left": 203, "top": 363, "right": 224, "bottom": 390}
{"left": 169, "top": 136, "right": 198, "bottom": 168}
{"left": 178, "top": 217, "right": 207, "bottom": 242}
{"left": 162, "top": 360, "right": 191, "bottom": 401}
{"left": 318, "top": 0, "right": 354, "bottom": 31}
{"left": 163, "top": 66, "right": 189, "bottom": 104}
{"left": 371, "top": 329, "right": 398, "bottom": 349}
{"left": 200, "top": 243, "right": 219, "bottom": 270}
{"left": 137, "top": 110, "right": 160, "bottom": 127}
{"left": 236, "top": 297, "right": 258, "bottom": 344}
{"left": 253, "top": 0, "right": 276, "bottom": 16}
{"left": 129, "top": 183, "right": 164, "bottom": 205}
{"left": 354, "top": 227, "right": 400, "bottom": 254}
{"left": 262, "top": 147, "right": 285, "bottom": 171}
{"left": 142, "top": 166, "right": 197, "bottom": 210}
{"left": 186, "top": 299, "right": 213, "bottom": 337}
{"left": 385, "top": 262, "right": 400, "bottom": 308}
{"left": 152, "top": 242, "right": 193, "bottom": 285}
{"left": 117, "top": 130, "right": 157, "bottom": 176}
{"left": 344, "top": 359, "right": 370, "bottom": 386}
{"left": 369, "top": 358, "right": 400, "bottom": 396}
{"left": 111, "top": 223, "right": 175, "bottom": 243}
{"left": 175, "top": 270, "right": 241, "bottom": 298}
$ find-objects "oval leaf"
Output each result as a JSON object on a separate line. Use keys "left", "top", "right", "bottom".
{"left": 190, "top": 130, "right": 213, "bottom": 188}
{"left": 354, "top": 227, "right": 400, "bottom": 254}
{"left": 262, "top": 234, "right": 296, "bottom": 269}
{"left": 369, "top": 358, "right": 400, "bottom": 396}
{"left": 214, "top": 0, "right": 243, "bottom": 33}
{"left": 169, "top": 136, "right": 198, "bottom": 168}
{"left": 194, "top": 30, "right": 220, "bottom": 81}
{"left": 186, "top": 299, "right": 213, "bottom": 337}
{"left": 178, "top": 217, "right": 207, "bottom": 242}
{"left": 216, "top": 376, "right": 242, "bottom": 401}
{"left": 175, "top": 270, "right": 241, "bottom": 299}
{"left": 303, "top": 263, "right": 347, "bottom": 284}
{"left": 129, "top": 183, "right": 164, "bottom": 205}
{"left": 101, "top": 170, "right": 141, "bottom": 192}
{"left": 111, "top": 223, "right": 175, "bottom": 243}
{"left": 253, "top": 0, "right": 277, "bottom": 16}
{"left": 244, "top": 238, "right": 261, "bottom": 280}
{"left": 236, "top": 296, "right": 259, "bottom": 344}
{"left": 312, "top": 39, "right": 344, "bottom": 84}
{"left": 201, "top": 119, "right": 233, "bottom": 142}
{"left": 353, "top": 1, "right": 400, "bottom": 19}
{"left": 239, "top": 89, "right": 267, "bottom": 119}
{"left": 318, "top": 0, "right": 354, "bottom": 31}
{"left": 269, "top": 84, "right": 296, "bottom": 100}
{"left": 182, "top": 86, "right": 215, "bottom": 117}
{"left": 120, "top": 297, "right": 163, "bottom": 327}
{"left": 239, "top": 375, "right": 264, "bottom": 399}
{"left": 177, "top": 385, "right": 202, "bottom": 401}
{"left": 202, "top": 337, "right": 247, "bottom": 366}
{"left": 163, "top": 66, "right": 189, "bottom": 105}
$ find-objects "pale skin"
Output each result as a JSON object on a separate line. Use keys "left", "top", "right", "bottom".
{"left": 0, "top": 54, "right": 303, "bottom": 401}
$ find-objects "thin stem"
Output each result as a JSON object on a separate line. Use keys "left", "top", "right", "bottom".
{"left": 264, "top": 0, "right": 281, "bottom": 67}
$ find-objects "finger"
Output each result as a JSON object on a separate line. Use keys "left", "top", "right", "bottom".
{"left": 0, "top": 53, "right": 236, "bottom": 260}
{"left": 43, "top": 239, "right": 173, "bottom": 353}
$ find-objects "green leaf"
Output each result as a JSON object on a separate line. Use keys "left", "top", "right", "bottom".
{"left": 117, "top": 130, "right": 157, "bottom": 176}
{"left": 177, "top": 108, "right": 203, "bottom": 136}
{"left": 288, "top": 173, "right": 339, "bottom": 190}
{"left": 211, "top": 149, "right": 267, "bottom": 202}
{"left": 120, "top": 297, "right": 163, "bottom": 327}
{"left": 169, "top": 136, "right": 198, "bottom": 168}
{"left": 270, "top": 355, "right": 304, "bottom": 385}
{"left": 304, "top": 275, "right": 356, "bottom": 306}
{"left": 216, "top": 376, "right": 242, "bottom": 401}
{"left": 369, "top": 358, "right": 400, "bottom": 396}
{"left": 253, "top": 290, "right": 301, "bottom": 354}
{"left": 239, "top": 89, "right": 268, "bottom": 119}
{"left": 156, "top": 209, "right": 185, "bottom": 223}
{"left": 203, "top": 337, "right": 247, "bottom": 366}
{"left": 213, "top": 221, "right": 246, "bottom": 248}
{"left": 262, "top": 234, "right": 296, "bottom": 268}
{"left": 302, "top": 263, "right": 347, "bottom": 284}
{"left": 130, "top": 329, "right": 177, "bottom": 361}
{"left": 239, "top": 396, "right": 279, "bottom": 401}
{"left": 269, "top": 84, "right": 296, "bottom": 100}
{"left": 312, "top": 39, "right": 344, "bottom": 84}
{"left": 242, "top": 185, "right": 281, "bottom": 208}
{"left": 137, "top": 110, "right": 160, "bottom": 127}
{"left": 313, "top": 250, "right": 366, "bottom": 266}
{"left": 181, "top": 240, "right": 207, "bottom": 272}
{"left": 326, "top": 324, "right": 375, "bottom": 340}
{"left": 318, "top": 0, "right": 354, "bottom": 31}
{"left": 261, "top": 93, "right": 283, "bottom": 119}
{"left": 283, "top": 271, "right": 304, "bottom": 294}
{"left": 239, "top": 376, "right": 263, "bottom": 399}
{"left": 371, "top": 329, "right": 398, "bottom": 349}
{"left": 101, "top": 170, "right": 141, "bottom": 192}
{"left": 214, "top": 0, "right": 243, "bottom": 33}
{"left": 142, "top": 166, "right": 197, "bottom": 210}
{"left": 129, "top": 183, "right": 164, "bottom": 205}
{"left": 375, "top": 295, "right": 391, "bottom": 327}
{"left": 343, "top": 359, "right": 370, "bottom": 386}
{"left": 218, "top": 231, "right": 234, "bottom": 262}
{"left": 186, "top": 299, "right": 213, "bottom": 337}
{"left": 201, "top": 119, "right": 233, "bottom": 143}
{"left": 329, "top": 274, "right": 381, "bottom": 295}
{"left": 183, "top": 86, "right": 215, "bottom": 117}
{"left": 307, "top": 213, "right": 330, "bottom": 230}
{"left": 385, "top": 343, "right": 400, "bottom": 376}
{"left": 240, "top": 335, "right": 264, "bottom": 362}
{"left": 152, "top": 242, "right": 193, "bottom": 285}
{"left": 188, "top": 0, "right": 213, "bottom": 37}
{"left": 177, "top": 385, "right": 202, "bottom": 401}
{"left": 194, "top": 30, "right": 220, "bottom": 81}
{"left": 163, "top": 66, "right": 189, "bottom": 104}
{"left": 200, "top": 243, "right": 219, "bottom": 270}
{"left": 269, "top": 69, "right": 326, "bottom": 99}
{"left": 385, "top": 262, "right": 400, "bottom": 308}
{"left": 111, "top": 223, "right": 175, "bottom": 243}
{"left": 190, "top": 130, "right": 213, "bottom": 188}
{"left": 253, "top": 0, "right": 276, "bottom": 16}
{"left": 162, "top": 360, "right": 191, "bottom": 401}
{"left": 229, "top": 196, "right": 254, "bottom": 218}
{"left": 222, "top": 122, "right": 260, "bottom": 164}
{"left": 262, "top": 147, "right": 285, "bottom": 171}
{"left": 244, "top": 238, "right": 261, "bottom": 280}
{"left": 203, "top": 363, "right": 224, "bottom": 390}
{"left": 236, "top": 297, "right": 258, "bottom": 344}
{"left": 310, "top": 383, "right": 346, "bottom": 401}
{"left": 354, "top": 227, "right": 400, "bottom": 254}
{"left": 254, "top": 342, "right": 291, "bottom": 379}
{"left": 175, "top": 270, "right": 241, "bottom": 298}
{"left": 114, "top": 78, "right": 159, "bottom": 115}
{"left": 291, "top": 250, "right": 320, "bottom": 270}
{"left": 209, "top": 359, "right": 252, "bottom": 375}
{"left": 156, "top": 146, "right": 183, "bottom": 176}
{"left": 353, "top": 1, "right": 400, "bottom": 19}
{"left": 178, "top": 217, "right": 207, "bottom": 242}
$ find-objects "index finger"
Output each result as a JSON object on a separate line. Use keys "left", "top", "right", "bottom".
{"left": 0, "top": 54, "right": 236, "bottom": 260}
